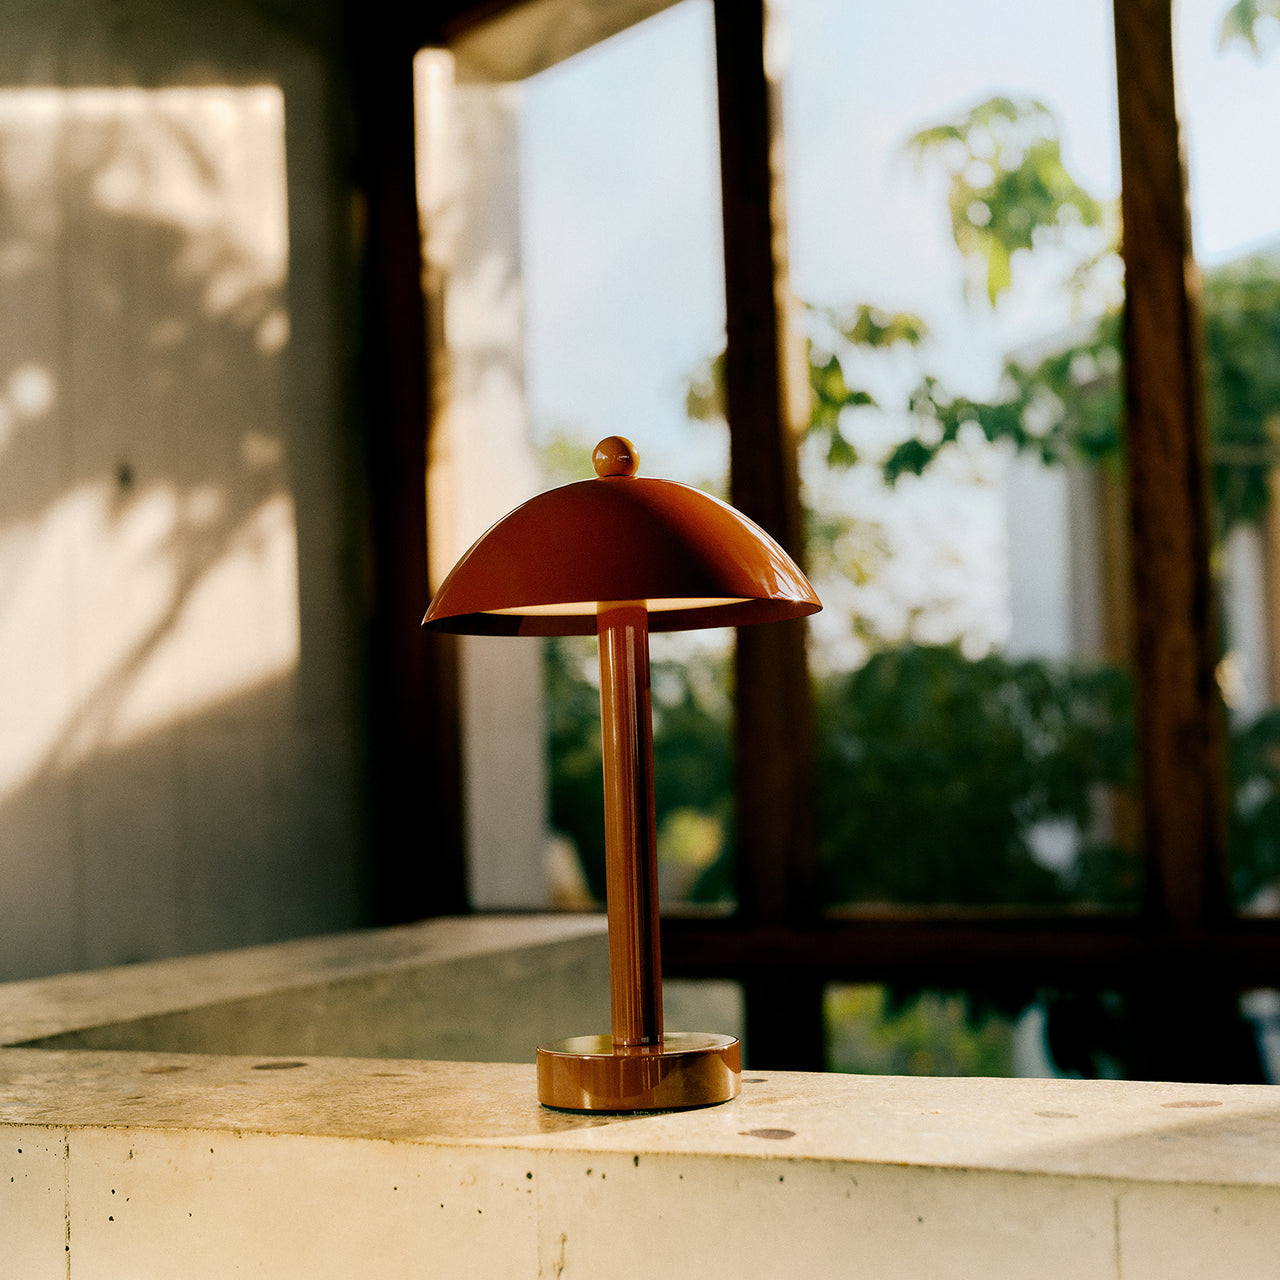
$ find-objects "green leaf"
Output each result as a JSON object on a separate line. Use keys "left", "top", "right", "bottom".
{"left": 842, "top": 305, "right": 928, "bottom": 349}
{"left": 882, "top": 438, "right": 936, "bottom": 483}
{"left": 812, "top": 353, "right": 850, "bottom": 403}
{"left": 905, "top": 94, "right": 1109, "bottom": 304}
{"left": 1219, "top": 0, "right": 1280, "bottom": 55}
{"left": 826, "top": 430, "right": 859, "bottom": 469}
{"left": 985, "top": 239, "right": 1012, "bottom": 304}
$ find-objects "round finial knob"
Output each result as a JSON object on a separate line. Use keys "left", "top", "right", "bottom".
{"left": 593, "top": 436, "right": 638, "bottom": 478}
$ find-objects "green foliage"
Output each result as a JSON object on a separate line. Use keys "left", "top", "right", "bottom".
{"left": 685, "top": 301, "right": 926, "bottom": 474}
{"left": 826, "top": 985, "right": 1016, "bottom": 1076}
{"left": 544, "top": 636, "right": 734, "bottom": 905}
{"left": 1202, "top": 259, "right": 1280, "bottom": 532}
{"left": 815, "top": 644, "right": 1137, "bottom": 907}
{"left": 886, "top": 255, "right": 1280, "bottom": 539}
{"left": 805, "top": 303, "right": 926, "bottom": 470}
{"left": 1229, "top": 708, "right": 1280, "bottom": 907}
{"left": 544, "top": 636, "right": 607, "bottom": 900}
{"left": 537, "top": 431, "right": 600, "bottom": 486}
{"left": 761, "top": 95, "right": 1129, "bottom": 495}
{"left": 649, "top": 649, "right": 735, "bottom": 902}
{"left": 884, "top": 310, "right": 1125, "bottom": 483}
{"left": 869, "top": 94, "right": 1127, "bottom": 490}
{"left": 881, "top": 100, "right": 1280, "bottom": 546}
{"left": 1219, "top": 0, "right": 1280, "bottom": 57}
{"left": 549, "top": 629, "right": 1280, "bottom": 915}
{"left": 907, "top": 95, "right": 1105, "bottom": 304}
{"left": 548, "top": 634, "right": 1144, "bottom": 915}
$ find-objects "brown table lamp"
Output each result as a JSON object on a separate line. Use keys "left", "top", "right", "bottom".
{"left": 423, "top": 436, "right": 820, "bottom": 1110}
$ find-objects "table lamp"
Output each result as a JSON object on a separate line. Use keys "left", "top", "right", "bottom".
{"left": 423, "top": 436, "right": 820, "bottom": 1110}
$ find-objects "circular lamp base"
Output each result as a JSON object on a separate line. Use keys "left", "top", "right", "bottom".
{"left": 537, "top": 1032, "right": 741, "bottom": 1112}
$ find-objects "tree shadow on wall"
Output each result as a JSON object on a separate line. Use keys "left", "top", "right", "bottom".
{"left": 0, "top": 88, "right": 365, "bottom": 980}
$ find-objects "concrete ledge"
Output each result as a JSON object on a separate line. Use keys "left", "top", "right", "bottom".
{"left": 4, "top": 1051, "right": 1280, "bottom": 1278}
{"left": 0, "top": 915, "right": 614, "bottom": 1061}
{"left": 4, "top": 919, "right": 1279, "bottom": 1276}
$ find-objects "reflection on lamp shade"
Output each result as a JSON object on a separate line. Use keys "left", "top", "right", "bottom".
{"left": 422, "top": 440, "right": 821, "bottom": 637}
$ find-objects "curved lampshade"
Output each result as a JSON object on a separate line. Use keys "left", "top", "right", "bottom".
{"left": 422, "top": 437, "right": 821, "bottom": 636}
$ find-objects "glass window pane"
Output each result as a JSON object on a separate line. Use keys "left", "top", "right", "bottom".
{"left": 665, "top": 977, "right": 744, "bottom": 1041}
{"left": 828, "top": 984, "right": 1280, "bottom": 1081}
{"left": 783, "top": 0, "right": 1138, "bottom": 909}
{"left": 1176, "top": 0, "right": 1280, "bottom": 915}
{"left": 521, "top": 2, "right": 733, "bottom": 914}
{"left": 420, "top": 0, "right": 732, "bottom": 912}
{"left": 825, "top": 984, "right": 1024, "bottom": 1076}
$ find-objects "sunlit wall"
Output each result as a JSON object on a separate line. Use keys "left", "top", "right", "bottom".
{"left": 0, "top": 3, "right": 368, "bottom": 979}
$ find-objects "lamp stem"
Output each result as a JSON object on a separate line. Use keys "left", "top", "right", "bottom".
{"left": 597, "top": 604, "right": 663, "bottom": 1048}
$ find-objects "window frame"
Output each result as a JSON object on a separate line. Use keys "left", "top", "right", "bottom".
{"left": 386, "top": 0, "right": 1276, "bottom": 1074}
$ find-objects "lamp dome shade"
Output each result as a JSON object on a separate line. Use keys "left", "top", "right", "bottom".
{"left": 422, "top": 438, "right": 821, "bottom": 637}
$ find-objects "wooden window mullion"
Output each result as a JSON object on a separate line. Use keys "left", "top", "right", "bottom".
{"left": 1112, "top": 0, "right": 1229, "bottom": 932}
{"left": 351, "top": 14, "right": 468, "bottom": 922}
{"left": 713, "top": 0, "right": 816, "bottom": 933}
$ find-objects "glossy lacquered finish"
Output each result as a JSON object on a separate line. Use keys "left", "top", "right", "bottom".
{"left": 422, "top": 439, "right": 816, "bottom": 1111}
{"left": 598, "top": 605, "right": 662, "bottom": 1049}
{"left": 536, "top": 1032, "right": 741, "bottom": 1112}
{"left": 421, "top": 437, "right": 819, "bottom": 636}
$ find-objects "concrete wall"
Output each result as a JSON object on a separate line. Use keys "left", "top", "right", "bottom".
{"left": 0, "top": 0, "right": 369, "bottom": 979}
{"left": 3, "top": 916, "right": 1274, "bottom": 1278}
{"left": 0, "top": 916, "right": 617, "bottom": 1060}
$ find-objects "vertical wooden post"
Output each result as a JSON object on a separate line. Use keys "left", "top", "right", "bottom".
{"left": 348, "top": 15, "right": 467, "bottom": 922}
{"left": 713, "top": 0, "right": 821, "bottom": 1067}
{"left": 1112, "top": 0, "right": 1229, "bottom": 931}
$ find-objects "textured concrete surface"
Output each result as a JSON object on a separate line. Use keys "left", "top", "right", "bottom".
{"left": 0, "top": 914, "right": 741, "bottom": 1067}
{"left": 0, "top": 915, "right": 613, "bottom": 1061}
{"left": 4, "top": 1052, "right": 1280, "bottom": 1278}
{"left": 4, "top": 1050, "right": 1280, "bottom": 1183}
{"left": 4, "top": 918, "right": 1278, "bottom": 1277}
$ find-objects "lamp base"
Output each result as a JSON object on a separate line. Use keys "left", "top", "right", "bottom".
{"left": 536, "top": 1032, "right": 741, "bottom": 1112}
